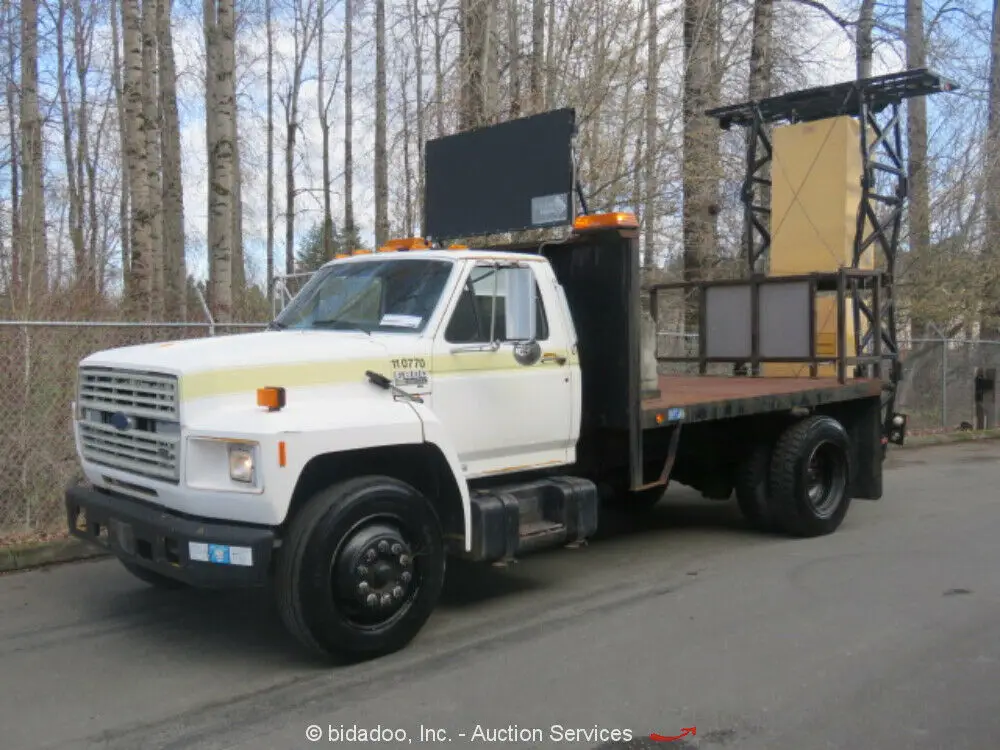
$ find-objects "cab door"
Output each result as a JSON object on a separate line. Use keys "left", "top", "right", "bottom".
{"left": 427, "top": 260, "right": 576, "bottom": 478}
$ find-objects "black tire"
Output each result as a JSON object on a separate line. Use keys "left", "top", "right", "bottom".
{"left": 275, "top": 475, "right": 446, "bottom": 661}
{"left": 769, "top": 415, "right": 852, "bottom": 538}
{"left": 120, "top": 559, "right": 187, "bottom": 589}
{"left": 734, "top": 442, "right": 777, "bottom": 531}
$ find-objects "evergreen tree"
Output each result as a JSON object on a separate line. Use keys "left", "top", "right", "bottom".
{"left": 295, "top": 220, "right": 367, "bottom": 273}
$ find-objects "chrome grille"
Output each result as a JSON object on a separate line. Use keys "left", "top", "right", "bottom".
{"left": 78, "top": 367, "right": 178, "bottom": 420}
{"left": 77, "top": 366, "right": 180, "bottom": 483}
{"left": 78, "top": 422, "right": 180, "bottom": 482}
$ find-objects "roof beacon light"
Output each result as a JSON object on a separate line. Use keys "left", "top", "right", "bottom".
{"left": 379, "top": 237, "right": 429, "bottom": 252}
{"left": 572, "top": 212, "right": 639, "bottom": 232}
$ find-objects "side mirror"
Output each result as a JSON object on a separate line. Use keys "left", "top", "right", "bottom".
{"left": 505, "top": 266, "right": 537, "bottom": 342}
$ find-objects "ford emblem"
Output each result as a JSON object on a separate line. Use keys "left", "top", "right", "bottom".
{"left": 110, "top": 412, "right": 136, "bottom": 431}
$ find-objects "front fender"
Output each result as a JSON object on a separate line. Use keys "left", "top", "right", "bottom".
{"left": 404, "top": 400, "right": 473, "bottom": 552}
{"left": 183, "top": 388, "right": 426, "bottom": 524}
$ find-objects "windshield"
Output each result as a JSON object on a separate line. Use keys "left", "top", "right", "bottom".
{"left": 274, "top": 258, "right": 455, "bottom": 333}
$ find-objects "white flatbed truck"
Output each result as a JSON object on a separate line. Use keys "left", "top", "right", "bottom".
{"left": 65, "top": 77, "right": 951, "bottom": 659}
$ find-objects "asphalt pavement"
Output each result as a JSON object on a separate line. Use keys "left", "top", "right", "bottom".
{"left": 2, "top": 440, "right": 999, "bottom": 750}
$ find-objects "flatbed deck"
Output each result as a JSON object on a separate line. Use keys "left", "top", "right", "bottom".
{"left": 641, "top": 374, "right": 884, "bottom": 428}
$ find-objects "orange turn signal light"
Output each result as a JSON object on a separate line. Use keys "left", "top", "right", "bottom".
{"left": 572, "top": 211, "right": 639, "bottom": 232}
{"left": 257, "top": 386, "right": 286, "bottom": 412}
{"left": 447, "top": 243, "right": 468, "bottom": 250}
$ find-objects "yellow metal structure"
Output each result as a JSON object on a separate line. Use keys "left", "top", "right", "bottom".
{"left": 763, "top": 116, "right": 873, "bottom": 378}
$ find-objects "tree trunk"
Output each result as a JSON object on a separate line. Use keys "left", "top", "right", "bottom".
{"left": 123, "top": 0, "right": 151, "bottom": 317}
{"left": 983, "top": 0, "right": 1000, "bottom": 338}
{"left": 226, "top": 16, "right": 244, "bottom": 303}
{"left": 433, "top": 0, "right": 445, "bottom": 136}
{"left": 265, "top": 0, "right": 274, "bottom": 296}
{"left": 142, "top": 0, "right": 164, "bottom": 318}
{"left": 207, "top": 0, "right": 234, "bottom": 322}
{"left": 856, "top": 0, "right": 875, "bottom": 79}
{"left": 529, "top": 0, "right": 543, "bottom": 113}
{"left": 56, "top": 0, "right": 86, "bottom": 291}
{"left": 642, "top": 0, "right": 657, "bottom": 272}
{"left": 110, "top": 0, "right": 130, "bottom": 289}
{"left": 20, "top": 0, "right": 48, "bottom": 301}
{"left": 460, "top": 0, "right": 490, "bottom": 129}
{"left": 159, "top": 0, "right": 187, "bottom": 319}
{"left": 906, "top": 0, "right": 930, "bottom": 334}
{"left": 410, "top": 0, "right": 425, "bottom": 229}
{"left": 400, "top": 56, "right": 414, "bottom": 237}
{"left": 203, "top": 0, "right": 217, "bottom": 310}
{"left": 5, "top": 0, "right": 20, "bottom": 298}
{"left": 682, "top": 0, "right": 720, "bottom": 325}
{"left": 318, "top": 0, "right": 332, "bottom": 260}
{"left": 75, "top": 0, "right": 98, "bottom": 295}
{"left": 374, "top": 0, "right": 388, "bottom": 246}
{"left": 344, "top": 0, "right": 354, "bottom": 242}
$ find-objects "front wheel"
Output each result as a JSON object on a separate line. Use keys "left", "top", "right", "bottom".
{"left": 769, "top": 415, "right": 852, "bottom": 538}
{"left": 275, "top": 476, "right": 446, "bottom": 661}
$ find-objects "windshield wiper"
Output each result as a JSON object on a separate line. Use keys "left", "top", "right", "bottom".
{"left": 266, "top": 320, "right": 286, "bottom": 330}
{"left": 311, "top": 318, "right": 372, "bottom": 335}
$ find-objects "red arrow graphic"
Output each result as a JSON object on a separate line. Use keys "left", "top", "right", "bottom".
{"left": 649, "top": 727, "right": 697, "bottom": 742}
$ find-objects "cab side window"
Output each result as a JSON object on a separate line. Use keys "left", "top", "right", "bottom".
{"left": 444, "top": 265, "right": 550, "bottom": 344}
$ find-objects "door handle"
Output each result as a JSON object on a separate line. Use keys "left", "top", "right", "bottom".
{"left": 541, "top": 353, "right": 567, "bottom": 365}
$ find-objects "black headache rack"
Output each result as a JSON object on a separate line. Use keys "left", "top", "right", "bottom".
{"left": 650, "top": 269, "right": 898, "bottom": 385}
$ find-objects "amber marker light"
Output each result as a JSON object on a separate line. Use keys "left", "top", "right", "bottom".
{"left": 257, "top": 386, "right": 286, "bottom": 412}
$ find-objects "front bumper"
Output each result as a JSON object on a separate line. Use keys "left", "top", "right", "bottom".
{"left": 65, "top": 484, "right": 276, "bottom": 588}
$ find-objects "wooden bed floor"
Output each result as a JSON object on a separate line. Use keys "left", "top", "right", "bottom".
{"left": 642, "top": 374, "right": 881, "bottom": 409}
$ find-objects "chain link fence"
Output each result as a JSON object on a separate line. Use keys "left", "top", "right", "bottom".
{"left": 2, "top": 314, "right": 996, "bottom": 542}
{"left": 0, "top": 320, "right": 266, "bottom": 542}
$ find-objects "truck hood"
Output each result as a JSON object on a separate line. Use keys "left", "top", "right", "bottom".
{"left": 80, "top": 329, "right": 392, "bottom": 376}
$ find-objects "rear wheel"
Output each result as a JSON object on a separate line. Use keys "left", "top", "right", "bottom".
{"left": 769, "top": 415, "right": 852, "bottom": 538}
{"left": 276, "top": 476, "right": 446, "bottom": 661}
{"left": 734, "top": 442, "right": 776, "bottom": 532}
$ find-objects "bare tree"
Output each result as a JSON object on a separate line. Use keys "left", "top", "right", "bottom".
{"left": 856, "top": 0, "right": 875, "bottom": 79}
{"left": 266, "top": 0, "right": 274, "bottom": 293}
{"left": 159, "top": 0, "right": 186, "bottom": 319}
{"left": 507, "top": 0, "right": 520, "bottom": 117}
{"left": 529, "top": 0, "right": 543, "bottom": 113}
{"left": 317, "top": 0, "right": 343, "bottom": 259}
{"left": 410, "top": 0, "right": 426, "bottom": 227}
{"left": 983, "top": 0, "right": 1000, "bottom": 337}
{"left": 280, "top": 0, "right": 318, "bottom": 274}
{"left": 642, "top": 0, "right": 658, "bottom": 271}
{"left": 4, "top": 0, "right": 20, "bottom": 297}
{"left": 344, "top": 0, "right": 355, "bottom": 242}
{"left": 460, "top": 0, "right": 491, "bottom": 129}
{"left": 20, "top": 0, "right": 48, "bottom": 301}
{"left": 110, "top": 0, "right": 131, "bottom": 287}
{"left": 226, "top": 3, "right": 243, "bottom": 300}
{"left": 375, "top": 0, "right": 389, "bottom": 246}
{"left": 905, "top": 0, "right": 930, "bottom": 334}
{"left": 682, "top": 0, "right": 720, "bottom": 290}
{"left": 205, "top": 0, "right": 237, "bottom": 321}
{"left": 142, "top": 0, "right": 164, "bottom": 317}
{"left": 123, "top": 0, "right": 152, "bottom": 316}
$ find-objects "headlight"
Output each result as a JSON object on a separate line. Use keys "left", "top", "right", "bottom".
{"left": 228, "top": 444, "right": 255, "bottom": 483}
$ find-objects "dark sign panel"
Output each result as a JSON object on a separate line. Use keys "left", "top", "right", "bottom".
{"left": 423, "top": 108, "right": 576, "bottom": 240}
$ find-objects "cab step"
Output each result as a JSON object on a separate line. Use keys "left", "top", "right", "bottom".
{"left": 461, "top": 476, "right": 599, "bottom": 563}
